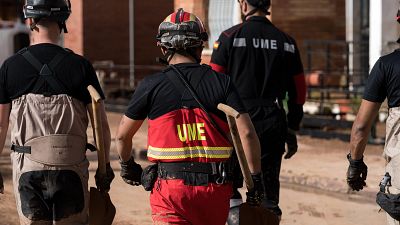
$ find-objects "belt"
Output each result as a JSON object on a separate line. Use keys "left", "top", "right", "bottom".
{"left": 158, "top": 161, "right": 231, "bottom": 185}
{"left": 242, "top": 97, "right": 282, "bottom": 109}
{"left": 11, "top": 143, "right": 97, "bottom": 154}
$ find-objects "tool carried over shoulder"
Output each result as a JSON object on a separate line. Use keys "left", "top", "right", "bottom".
{"left": 87, "top": 85, "right": 116, "bottom": 225}
{"left": 218, "top": 103, "right": 279, "bottom": 225}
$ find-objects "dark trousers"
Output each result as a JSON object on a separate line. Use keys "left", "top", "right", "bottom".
{"left": 230, "top": 105, "right": 287, "bottom": 216}
{"left": 253, "top": 106, "right": 287, "bottom": 216}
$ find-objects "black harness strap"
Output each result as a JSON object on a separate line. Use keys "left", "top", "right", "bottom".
{"left": 21, "top": 49, "right": 69, "bottom": 95}
{"left": 11, "top": 144, "right": 31, "bottom": 154}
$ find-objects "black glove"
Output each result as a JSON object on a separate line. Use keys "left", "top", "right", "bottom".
{"left": 120, "top": 156, "right": 143, "bottom": 186}
{"left": 95, "top": 162, "right": 115, "bottom": 192}
{"left": 284, "top": 128, "right": 298, "bottom": 159}
{"left": 346, "top": 153, "right": 368, "bottom": 191}
{"left": 0, "top": 171, "right": 3, "bottom": 194}
{"left": 246, "top": 173, "right": 265, "bottom": 206}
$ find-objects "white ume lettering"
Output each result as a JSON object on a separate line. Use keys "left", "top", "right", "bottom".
{"left": 177, "top": 123, "right": 207, "bottom": 142}
{"left": 252, "top": 38, "right": 278, "bottom": 49}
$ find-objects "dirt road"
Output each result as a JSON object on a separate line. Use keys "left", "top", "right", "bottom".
{"left": 0, "top": 112, "right": 387, "bottom": 225}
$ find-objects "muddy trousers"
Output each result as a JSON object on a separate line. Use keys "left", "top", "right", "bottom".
{"left": 150, "top": 178, "right": 232, "bottom": 225}
{"left": 11, "top": 152, "right": 90, "bottom": 225}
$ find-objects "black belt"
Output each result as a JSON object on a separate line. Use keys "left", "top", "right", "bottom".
{"left": 11, "top": 144, "right": 31, "bottom": 154}
{"left": 158, "top": 162, "right": 231, "bottom": 185}
{"left": 243, "top": 97, "right": 282, "bottom": 109}
{"left": 11, "top": 143, "right": 97, "bottom": 153}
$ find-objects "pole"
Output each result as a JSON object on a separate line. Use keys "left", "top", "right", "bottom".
{"left": 129, "top": 0, "right": 135, "bottom": 89}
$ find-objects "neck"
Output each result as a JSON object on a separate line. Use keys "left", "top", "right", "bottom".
{"left": 169, "top": 54, "right": 197, "bottom": 65}
{"left": 245, "top": 9, "right": 267, "bottom": 19}
{"left": 30, "top": 25, "right": 61, "bottom": 46}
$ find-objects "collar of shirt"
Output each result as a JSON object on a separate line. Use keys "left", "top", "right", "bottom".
{"left": 246, "top": 16, "right": 272, "bottom": 24}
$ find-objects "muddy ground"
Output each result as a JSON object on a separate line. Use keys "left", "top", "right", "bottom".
{"left": 0, "top": 112, "right": 388, "bottom": 225}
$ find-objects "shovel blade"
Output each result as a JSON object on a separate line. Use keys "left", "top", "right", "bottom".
{"left": 239, "top": 203, "right": 279, "bottom": 225}
{"left": 89, "top": 187, "right": 116, "bottom": 225}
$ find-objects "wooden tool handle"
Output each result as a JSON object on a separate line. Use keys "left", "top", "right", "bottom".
{"left": 217, "top": 103, "right": 254, "bottom": 190}
{"left": 87, "top": 85, "right": 106, "bottom": 175}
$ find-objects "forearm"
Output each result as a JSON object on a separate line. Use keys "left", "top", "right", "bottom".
{"left": 0, "top": 104, "right": 10, "bottom": 154}
{"left": 240, "top": 132, "right": 262, "bottom": 174}
{"left": 115, "top": 116, "right": 143, "bottom": 162}
{"left": 349, "top": 100, "right": 381, "bottom": 160}
{"left": 236, "top": 113, "right": 262, "bottom": 174}
{"left": 287, "top": 102, "right": 304, "bottom": 131}
{"left": 102, "top": 119, "right": 112, "bottom": 163}
{"left": 0, "top": 124, "right": 8, "bottom": 154}
{"left": 349, "top": 122, "right": 371, "bottom": 160}
{"left": 116, "top": 137, "right": 133, "bottom": 162}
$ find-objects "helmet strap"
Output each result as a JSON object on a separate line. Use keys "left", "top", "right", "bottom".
{"left": 30, "top": 18, "right": 41, "bottom": 31}
{"left": 156, "top": 49, "right": 176, "bottom": 65}
{"left": 58, "top": 22, "right": 68, "bottom": 33}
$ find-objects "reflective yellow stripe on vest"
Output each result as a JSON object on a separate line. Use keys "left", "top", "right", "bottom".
{"left": 147, "top": 145, "right": 233, "bottom": 160}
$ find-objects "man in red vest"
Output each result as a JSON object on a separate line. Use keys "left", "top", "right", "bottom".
{"left": 116, "top": 8, "right": 264, "bottom": 225}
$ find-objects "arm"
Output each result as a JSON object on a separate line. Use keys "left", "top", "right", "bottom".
{"left": 0, "top": 103, "right": 10, "bottom": 194}
{"left": 349, "top": 100, "right": 381, "bottom": 160}
{"left": 286, "top": 39, "right": 306, "bottom": 131}
{"left": 235, "top": 113, "right": 261, "bottom": 174}
{"left": 0, "top": 103, "right": 10, "bottom": 154}
{"left": 115, "top": 115, "right": 144, "bottom": 161}
{"left": 210, "top": 34, "right": 229, "bottom": 74}
{"left": 115, "top": 115, "right": 144, "bottom": 186}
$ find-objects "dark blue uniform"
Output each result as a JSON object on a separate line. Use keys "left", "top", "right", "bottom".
{"left": 210, "top": 16, "right": 306, "bottom": 216}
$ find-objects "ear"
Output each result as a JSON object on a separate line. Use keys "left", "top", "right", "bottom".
{"left": 242, "top": 0, "right": 248, "bottom": 13}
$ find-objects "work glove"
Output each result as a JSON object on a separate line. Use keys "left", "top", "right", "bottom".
{"left": 284, "top": 128, "right": 298, "bottom": 159}
{"left": 246, "top": 173, "right": 265, "bottom": 206}
{"left": 95, "top": 162, "right": 115, "bottom": 192}
{"left": 120, "top": 156, "right": 143, "bottom": 186}
{"left": 0, "top": 171, "right": 3, "bottom": 194}
{"left": 346, "top": 153, "right": 368, "bottom": 191}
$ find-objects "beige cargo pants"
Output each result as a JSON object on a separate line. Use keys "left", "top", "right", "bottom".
{"left": 10, "top": 94, "right": 90, "bottom": 225}
{"left": 384, "top": 107, "right": 400, "bottom": 225}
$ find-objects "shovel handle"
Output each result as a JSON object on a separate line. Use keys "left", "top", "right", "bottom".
{"left": 88, "top": 85, "right": 106, "bottom": 175}
{"left": 217, "top": 103, "right": 254, "bottom": 190}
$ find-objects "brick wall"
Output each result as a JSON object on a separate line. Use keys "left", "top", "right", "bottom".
{"left": 271, "top": 0, "right": 346, "bottom": 72}
{"left": 64, "top": 0, "right": 83, "bottom": 54}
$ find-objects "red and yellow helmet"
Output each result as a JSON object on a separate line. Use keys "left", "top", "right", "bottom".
{"left": 156, "top": 8, "right": 208, "bottom": 49}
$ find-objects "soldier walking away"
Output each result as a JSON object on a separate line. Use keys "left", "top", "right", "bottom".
{"left": 210, "top": 0, "right": 306, "bottom": 221}
{"left": 0, "top": 0, "right": 114, "bottom": 224}
{"left": 346, "top": 9, "right": 400, "bottom": 225}
{"left": 116, "top": 8, "right": 264, "bottom": 225}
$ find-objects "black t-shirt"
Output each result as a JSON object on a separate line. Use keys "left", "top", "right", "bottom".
{"left": 210, "top": 16, "right": 305, "bottom": 130}
{"left": 125, "top": 63, "right": 246, "bottom": 121}
{"left": 364, "top": 50, "right": 400, "bottom": 108}
{"left": 0, "top": 43, "right": 104, "bottom": 104}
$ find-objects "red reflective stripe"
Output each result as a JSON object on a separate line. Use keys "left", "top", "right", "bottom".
{"left": 183, "top": 12, "right": 190, "bottom": 22}
{"left": 210, "top": 63, "right": 226, "bottom": 74}
{"left": 294, "top": 73, "right": 307, "bottom": 104}
{"left": 170, "top": 12, "right": 177, "bottom": 23}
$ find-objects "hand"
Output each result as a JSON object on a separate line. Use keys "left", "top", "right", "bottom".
{"left": 95, "top": 162, "right": 115, "bottom": 192}
{"left": 284, "top": 128, "right": 298, "bottom": 159}
{"left": 346, "top": 153, "right": 368, "bottom": 191}
{"left": 246, "top": 173, "right": 265, "bottom": 206}
{"left": 0, "top": 171, "right": 3, "bottom": 194}
{"left": 120, "top": 156, "right": 143, "bottom": 186}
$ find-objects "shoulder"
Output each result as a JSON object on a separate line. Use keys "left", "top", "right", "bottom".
{"left": 221, "top": 23, "right": 244, "bottom": 38}
{"left": 139, "top": 71, "right": 166, "bottom": 88}
{"left": 379, "top": 50, "right": 400, "bottom": 64}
